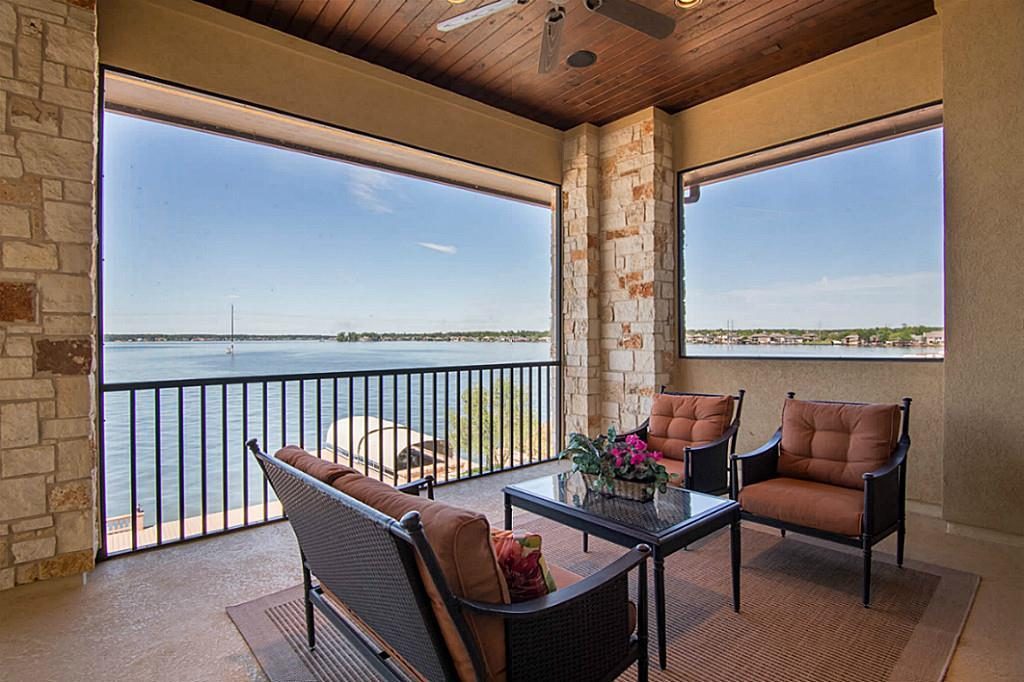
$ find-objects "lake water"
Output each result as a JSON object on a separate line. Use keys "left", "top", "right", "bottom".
{"left": 100, "top": 340, "right": 939, "bottom": 531}
{"left": 101, "top": 341, "right": 554, "bottom": 524}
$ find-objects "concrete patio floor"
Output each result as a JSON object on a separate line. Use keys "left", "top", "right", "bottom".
{"left": 1, "top": 460, "right": 1021, "bottom": 681}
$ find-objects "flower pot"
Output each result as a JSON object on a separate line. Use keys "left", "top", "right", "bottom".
{"left": 581, "top": 473, "right": 655, "bottom": 503}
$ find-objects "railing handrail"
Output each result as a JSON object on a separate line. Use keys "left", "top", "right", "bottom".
{"left": 101, "top": 359, "right": 560, "bottom": 392}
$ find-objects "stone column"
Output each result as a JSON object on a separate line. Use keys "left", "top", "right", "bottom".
{"left": 0, "top": 0, "right": 97, "bottom": 591}
{"left": 597, "top": 109, "right": 676, "bottom": 430}
{"left": 561, "top": 124, "right": 602, "bottom": 436}
{"left": 561, "top": 109, "right": 676, "bottom": 437}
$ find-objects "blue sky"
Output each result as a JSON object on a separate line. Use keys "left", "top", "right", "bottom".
{"left": 101, "top": 112, "right": 554, "bottom": 335}
{"left": 683, "top": 128, "right": 944, "bottom": 329}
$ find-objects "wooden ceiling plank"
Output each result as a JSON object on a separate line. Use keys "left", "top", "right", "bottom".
{"left": 374, "top": 0, "right": 492, "bottom": 71}
{"left": 588, "top": 0, "right": 899, "bottom": 119}
{"left": 523, "top": 0, "right": 797, "bottom": 111}
{"left": 246, "top": 0, "right": 276, "bottom": 22}
{"left": 304, "top": 0, "right": 357, "bottom": 45}
{"left": 267, "top": 0, "right": 303, "bottom": 30}
{"left": 325, "top": 0, "right": 382, "bottom": 52}
{"left": 357, "top": 0, "right": 441, "bottom": 63}
{"left": 338, "top": 0, "right": 407, "bottom": 55}
{"left": 286, "top": 0, "right": 331, "bottom": 37}
{"left": 552, "top": 0, "right": 832, "bottom": 117}
{"left": 418, "top": 0, "right": 551, "bottom": 85}
{"left": 348, "top": 0, "right": 422, "bottom": 58}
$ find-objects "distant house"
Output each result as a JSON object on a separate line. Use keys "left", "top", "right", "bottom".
{"left": 924, "top": 330, "right": 944, "bottom": 346}
{"left": 750, "top": 333, "right": 773, "bottom": 344}
{"left": 843, "top": 334, "right": 861, "bottom": 346}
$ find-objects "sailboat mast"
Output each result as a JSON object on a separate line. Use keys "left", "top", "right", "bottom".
{"left": 227, "top": 303, "right": 235, "bottom": 354}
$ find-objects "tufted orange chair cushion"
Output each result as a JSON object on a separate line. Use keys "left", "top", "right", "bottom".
{"left": 778, "top": 399, "right": 901, "bottom": 490}
{"left": 647, "top": 393, "right": 735, "bottom": 461}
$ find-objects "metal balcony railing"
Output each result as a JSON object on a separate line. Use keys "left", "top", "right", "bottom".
{"left": 98, "top": 360, "right": 561, "bottom": 557}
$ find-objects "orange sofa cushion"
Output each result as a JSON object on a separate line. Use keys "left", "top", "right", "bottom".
{"left": 778, "top": 399, "right": 900, "bottom": 490}
{"left": 275, "top": 445, "right": 357, "bottom": 485}
{"left": 647, "top": 393, "right": 734, "bottom": 461}
{"left": 739, "top": 477, "right": 865, "bottom": 537}
{"left": 333, "top": 473, "right": 509, "bottom": 682}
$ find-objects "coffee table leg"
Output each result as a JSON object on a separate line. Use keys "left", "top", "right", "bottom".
{"left": 654, "top": 550, "right": 667, "bottom": 670}
{"left": 504, "top": 494, "right": 512, "bottom": 531}
{"left": 582, "top": 532, "right": 589, "bottom": 552}
{"left": 731, "top": 516, "right": 741, "bottom": 612}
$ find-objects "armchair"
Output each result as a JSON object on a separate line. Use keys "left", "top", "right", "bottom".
{"left": 730, "top": 394, "right": 912, "bottom": 606}
{"left": 620, "top": 387, "right": 746, "bottom": 495}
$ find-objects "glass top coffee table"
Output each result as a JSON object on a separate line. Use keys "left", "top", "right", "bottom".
{"left": 503, "top": 471, "right": 741, "bottom": 670}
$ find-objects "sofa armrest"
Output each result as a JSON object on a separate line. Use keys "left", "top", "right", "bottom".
{"left": 730, "top": 429, "right": 782, "bottom": 499}
{"left": 460, "top": 544, "right": 650, "bottom": 618}
{"left": 397, "top": 475, "right": 435, "bottom": 500}
{"left": 863, "top": 438, "right": 908, "bottom": 536}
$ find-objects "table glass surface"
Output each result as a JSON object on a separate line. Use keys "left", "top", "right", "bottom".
{"left": 506, "top": 472, "right": 735, "bottom": 536}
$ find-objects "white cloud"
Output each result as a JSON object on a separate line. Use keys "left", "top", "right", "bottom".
{"left": 687, "top": 271, "right": 943, "bottom": 329}
{"left": 345, "top": 166, "right": 393, "bottom": 214}
{"left": 417, "top": 242, "right": 458, "bottom": 255}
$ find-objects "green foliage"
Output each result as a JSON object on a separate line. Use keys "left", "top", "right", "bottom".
{"left": 449, "top": 379, "right": 549, "bottom": 471}
{"left": 559, "top": 427, "right": 670, "bottom": 496}
{"left": 337, "top": 330, "right": 550, "bottom": 343}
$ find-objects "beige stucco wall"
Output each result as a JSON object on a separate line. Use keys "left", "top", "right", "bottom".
{"left": 672, "top": 360, "right": 944, "bottom": 505}
{"left": 95, "top": 0, "right": 562, "bottom": 185}
{"left": 938, "top": 0, "right": 1024, "bottom": 536}
{"left": 674, "top": 17, "right": 942, "bottom": 171}
{"left": 667, "top": 17, "right": 946, "bottom": 507}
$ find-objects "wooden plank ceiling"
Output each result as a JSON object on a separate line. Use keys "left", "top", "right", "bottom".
{"left": 196, "top": 0, "right": 935, "bottom": 129}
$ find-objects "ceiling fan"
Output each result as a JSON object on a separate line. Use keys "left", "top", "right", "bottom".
{"left": 437, "top": 0, "right": 676, "bottom": 74}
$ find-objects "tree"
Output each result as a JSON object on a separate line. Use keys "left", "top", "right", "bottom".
{"left": 449, "top": 379, "right": 551, "bottom": 474}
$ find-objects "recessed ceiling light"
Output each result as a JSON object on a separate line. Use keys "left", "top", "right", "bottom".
{"left": 760, "top": 43, "right": 782, "bottom": 55}
{"left": 447, "top": 0, "right": 468, "bottom": 4}
{"left": 675, "top": 0, "right": 703, "bottom": 8}
{"left": 567, "top": 50, "right": 597, "bottom": 68}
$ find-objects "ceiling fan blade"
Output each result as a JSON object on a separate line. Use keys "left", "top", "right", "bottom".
{"left": 437, "top": 0, "right": 527, "bottom": 32}
{"left": 538, "top": 7, "right": 566, "bottom": 74}
{"left": 583, "top": 0, "right": 675, "bottom": 39}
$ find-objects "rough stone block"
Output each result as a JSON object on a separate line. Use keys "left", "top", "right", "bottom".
{"left": 0, "top": 567, "right": 13, "bottom": 591}
{"left": 34, "top": 337, "right": 91, "bottom": 375}
{"left": 10, "top": 515, "right": 51, "bottom": 533}
{"left": 41, "top": 177, "right": 61, "bottom": 200}
{"left": 44, "top": 22, "right": 93, "bottom": 70}
{"left": 16, "top": 132, "right": 92, "bottom": 179}
{"left": 3, "top": 240, "right": 58, "bottom": 269}
{"left": 0, "top": 4, "right": 15, "bottom": 44}
{"left": 0, "top": 356, "right": 32, "bottom": 377}
{"left": 38, "top": 273, "right": 90, "bottom": 313}
{"left": 0, "top": 378, "right": 53, "bottom": 400}
{"left": 608, "top": 350, "right": 634, "bottom": 372}
{"left": 40, "top": 416, "right": 88, "bottom": 439}
{"left": 0, "top": 400, "right": 39, "bottom": 447}
{"left": 12, "top": 537, "right": 55, "bottom": 564}
{"left": 56, "top": 438, "right": 91, "bottom": 481}
{"left": 0, "top": 154, "right": 23, "bottom": 178}
{"left": 4, "top": 335, "right": 33, "bottom": 356}
{"left": 48, "top": 479, "right": 89, "bottom": 511}
{"left": 60, "top": 106, "right": 91, "bottom": 141}
{"left": 42, "top": 313, "right": 90, "bottom": 334}
{"left": 0, "top": 476, "right": 45, "bottom": 520}
{"left": 9, "top": 96, "right": 59, "bottom": 135}
{"left": 0, "top": 205, "right": 31, "bottom": 237}
{"left": 2, "top": 444, "right": 54, "bottom": 477}
{"left": 40, "top": 82, "right": 91, "bottom": 111}
{"left": 38, "top": 547, "right": 91, "bottom": 579}
{"left": 43, "top": 200, "right": 90, "bottom": 242}
{"left": 53, "top": 374, "right": 88, "bottom": 416}
{"left": 55, "top": 509, "right": 91, "bottom": 553}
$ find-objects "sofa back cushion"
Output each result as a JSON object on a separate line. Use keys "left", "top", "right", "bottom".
{"left": 275, "top": 445, "right": 357, "bottom": 485}
{"left": 333, "top": 473, "right": 509, "bottom": 682}
{"left": 647, "top": 393, "right": 735, "bottom": 461}
{"left": 778, "top": 399, "right": 901, "bottom": 490}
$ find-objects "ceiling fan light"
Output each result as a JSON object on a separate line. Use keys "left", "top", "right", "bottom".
{"left": 447, "top": 0, "right": 468, "bottom": 4}
{"left": 674, "top": 0, "right": 703, "bottom": 8}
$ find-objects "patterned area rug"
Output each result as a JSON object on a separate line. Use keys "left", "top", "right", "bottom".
{"left": 228, "top": 520, "right": 977, "bottom": 681}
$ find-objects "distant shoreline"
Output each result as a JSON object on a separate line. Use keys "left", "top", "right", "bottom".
{"left": 104, "top": 333, "right": 551, "bottom": 343}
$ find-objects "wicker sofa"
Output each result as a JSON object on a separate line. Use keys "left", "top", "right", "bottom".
{"left": 247, "top": 440, "right": 650, "bottom": 682}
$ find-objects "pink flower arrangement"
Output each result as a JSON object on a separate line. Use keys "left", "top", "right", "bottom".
{"left": 560, "top": 427, "right": 671, "bottom": 496}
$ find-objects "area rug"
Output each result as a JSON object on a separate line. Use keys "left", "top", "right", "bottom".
{"left": 228, "top": 520, "right": 977, "bottom": 682}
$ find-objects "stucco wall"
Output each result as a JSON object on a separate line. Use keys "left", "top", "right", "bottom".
{"left": 95, "top": 0, "right": 562, "bottom": 185}
{"left": 938, "top": 0, "right": 1024, "bottom": 536}
{"left": 674, "top": 17, "right": 941, "bottom": 171}
{"left": 667, "top": 17, "right": 946, "bottom": 507}
{"left": 672, "top": 359, "right": 944, "bottom": 505}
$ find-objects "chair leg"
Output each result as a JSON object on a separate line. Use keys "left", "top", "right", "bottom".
{"left": 896, "top": 520, "right": 906, "bottom": 568}
{"left": 582, "top": 532, "right": 589, "bottom": 553}
{"left": 780, "top": 528, "right": 786, "bottom": 538}
{"left": 302, "top": 560, "right": 316, "bottom": 649}
{"left": 862, "top": 538, "right": 872, "bottom": 608}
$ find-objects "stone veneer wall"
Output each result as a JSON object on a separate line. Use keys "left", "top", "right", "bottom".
{"left": 562, "top": 109, "right": 676, "bottom": 435}
{"left": 0, "top": 0, "right": 97, "bottom": 591}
